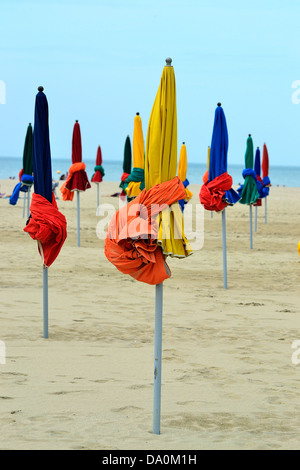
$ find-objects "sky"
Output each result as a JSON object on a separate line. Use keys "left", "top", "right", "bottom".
{"left": 0, "top": 0, "right": 300, "bottom": 167}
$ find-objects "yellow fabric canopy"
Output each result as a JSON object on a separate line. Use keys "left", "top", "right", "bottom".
{"left": 177, "top": 142, "right": 193, "bottom": 201}
{"left": 178, "top": 143, "right": 187, "bottom": 181}
{"left": 145, "top": 62, "right": 192, "bottom": 258}
{"left": 207, "top": 146, "right": 210, "bottom": 171}
{"left": 125, "top": 113, "right": 145, "bottom": 198}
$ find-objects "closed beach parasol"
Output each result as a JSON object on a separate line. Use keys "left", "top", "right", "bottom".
{"left": 254, "top": 147, "right": 262, "bottom": 232}
{"left": 262, "top": 143, "right": 271, "bottom": 224}
{"left": 60, "top": 120, "right": 91, "bottom": 246}
{"left": 91, "top": 145, "right": 105, "bottom": 212}
{"left": 145, "top": 57, "right": 192, "bottom": 433}
{"left": 24, "top": 87, "right": 67, "bottom": 338}
{"left": 9, "top": 123, "right": 34, "bottom": 217}
{"left": 105, "top": 58, "right": 191, "bottom": 434}
{"left": 177, "top": 142, "right": 193, "bottom": 212}
{"left": 237, "top": 134, "right": 260, "bottom": 249}
{"left": 124, "top": 112, "right": 145, "bottom": 202}
{"left": 199, "top": 103, "right": 240, "bottom": 288}
{"left": 119, "top": 135, "right": 132, "bottom": 200}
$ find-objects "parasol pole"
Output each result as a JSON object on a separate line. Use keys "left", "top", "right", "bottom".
{"left": 27, "top": 187, "right": 31, "bottom": 219}
{"left": 43, "top": 265, "right": 48, "bottom": 338}
{"left": 265, "top": 197, "right": 267, "bottom": 224}
{"left": 77, "top": 190, "right": 80, "bottom": 246}
{"left": 222, "top": 209, "right": 228, "bottom": 289}
{"left": 97, "top": 183, "right": 100, "bottom": 215}
{"left": 22, "top": 192, "right": 26, "bottom": 218}
{"left": 249, "top": 205, "right": 253, "bottom": 249}
{"left": 153, "top": 282, "right": 163, "bottom": 434}
{"left": 255, "top": 205, "right": 257, "bottom": 232}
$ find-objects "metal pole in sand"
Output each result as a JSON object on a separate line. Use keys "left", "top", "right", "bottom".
{"left": 27, "top": 187, "right": 31, "bottom": 219}
{"left": 77, "top": 191, "right": 80, "bottom": 247}
{"left": 250, "top": 205, "right": 253, "bottom": 250}
{"left": 43, "top": 265, "right": 48, "bottom": 339}
{"left": 255, "top": 205, "right": 257, "bottom": 233}
{"left": 222, "top": 209, "right": 228, "bottom": 289}
{"left": 265, "top": 197, "right": 267, "bottom": 224}
{"left": 97, "top": 183, "right": 100, "bottom": 215}
{"left": 22, "top": 192, "right": 26, "bottom": 218}
{"left": 153, "top": 282, "right": 163, "bottom": 435}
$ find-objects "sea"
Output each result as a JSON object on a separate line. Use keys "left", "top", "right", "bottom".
{"left": 0, "top": 156, "right": 299, "bottom": 188}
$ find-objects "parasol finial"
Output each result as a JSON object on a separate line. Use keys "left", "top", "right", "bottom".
{"left": 183, "top": 141, "right": 185, "bottom": 144}
{"left": 217, "top": 102, "right": 221, "bottom": 107}
{"left": 136, "top": 112, "right": 140, "bottom": 115}
{"left": 38, "top": 86, "right": 44, "bottom": 92}
{"left": 165, "top": 57, "right": 172, "bottom": 66}
{"left": 249, "top": 134, "right": 251, "bottom": 137}
{"left": 75, "top": 120, "right": 78, "bottom": 123}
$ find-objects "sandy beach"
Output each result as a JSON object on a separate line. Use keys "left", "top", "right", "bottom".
{"left": 0, "top": 178, "right": 299, "bottom": 450}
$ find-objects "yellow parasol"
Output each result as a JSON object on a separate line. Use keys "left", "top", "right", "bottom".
{"left": 145, "top": 57, "right": 192, "bottom": 435}
{"left": 145, "top": 59, "right": 192, "bottom": 258}
{"left": 124, "top": 112, "right": 145, "bottom": 199}
{"left": 177, "top": 142, "right": 193, "bottom": 204}
{"left": 207, "top": 145, "right": 210, "bottom": 171}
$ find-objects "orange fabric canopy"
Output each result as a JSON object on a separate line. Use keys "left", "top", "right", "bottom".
{"left": 60, "top": 162, "right": 86, "bottom": 201}
{"left": 105, "top": 177, "right": 186, "bottom": 285}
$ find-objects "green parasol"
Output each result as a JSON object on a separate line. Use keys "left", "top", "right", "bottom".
{"left": 239, "top": 134, "right": 259, "bottom": 205}
{"left": 119, "top": 135, "right": 132, "bottom": 195}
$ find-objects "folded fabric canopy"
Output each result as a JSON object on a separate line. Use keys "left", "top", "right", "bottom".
{"left": 105, "top": 177, "right": 187, "bottom": 285}
{"left": 24, "top": 192, "right": 67, "bottom": 267}
{"left": 119, "top": 135, "right": 132, "bottom": 198}
{"left": 199, "top": 104, "right": 240, "bottom": 211}
{"left": 238, "top": 135, "right": 260, "bottom": 205}
{"left": 262, "top": 143, "right": 271, "bottom": 190}
{"left": 144, "top": 62, "right": 192, "bottom": 259}
{"left": 9, "top": 174, "right": 34, "bottom": 205}
{"left": 124, "top": 113, "right": 145, "bottom": 201}
{"left": 60, "top": 162, "right": 88, "bottom": 201}
{"left": 177, "top": 142, "right": 193, "bottom": 212}
{"left": 25, "top": 86, "right": 67, "bottom": 268}
{"left": 91, "top": 146, "right": 105, "bottom": 183}
{"left": 61, "top": 120, "right": 91, "bottom": 199}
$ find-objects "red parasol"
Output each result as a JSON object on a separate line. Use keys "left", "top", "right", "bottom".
{"left": 91, "top": 146, "right": 104, "bottom": 183}
{"left": 61, "top": 120, "right": 91, "bottom": 200}
{"left": 262, "top": 143, "right": 269, "bottom": 180}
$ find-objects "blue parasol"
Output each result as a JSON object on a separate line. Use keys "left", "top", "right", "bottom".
{"left": 25, "top": 86, "right": 67, "bottom": 338}
{"left": 34, "top": 86, "right": 52, "bottom": 338}
{"left": 254, "top": 147, "right": 261, "bottom": 178}
{"left": 202, "top": 103, "right": 240, "bottom": 288}
{"left": 254, "top": 147, "right": 261, "bottom": 232}
{"left": 32, "top": 87, "right": 53, "bottom": 204}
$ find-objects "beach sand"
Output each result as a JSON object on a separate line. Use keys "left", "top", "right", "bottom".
{"left": 0, "top": 178, "right": 299, "bottom": 450}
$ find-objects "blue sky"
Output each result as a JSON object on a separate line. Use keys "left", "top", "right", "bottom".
{"left": 0, "top": 0, "right": 299, "bottom": 166}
